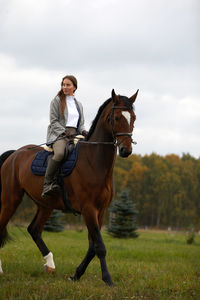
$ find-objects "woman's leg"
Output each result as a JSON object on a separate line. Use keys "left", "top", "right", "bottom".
{"left": 53, "top": 127, "right": 76, "bottom": 161}
{"left": 42, "top": 128, "right": 76, "bottom": 198}
{"left": 41, "top": 139, "right": 68, "bottom": 197}
{"left": 52, "top": 139, "right": 68, "bottom": 162}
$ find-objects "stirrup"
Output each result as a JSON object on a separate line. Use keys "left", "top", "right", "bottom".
{"left": 41, "top": 183, "right": 60, "bottom": 198}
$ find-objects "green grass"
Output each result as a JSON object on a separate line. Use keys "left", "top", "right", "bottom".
{"left": 0, "top": 227, "right": 200, "bottom": 300}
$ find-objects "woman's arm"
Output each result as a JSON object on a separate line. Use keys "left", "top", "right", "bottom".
{"left": 49, "top": 98, "right": 65, "bottom": 136}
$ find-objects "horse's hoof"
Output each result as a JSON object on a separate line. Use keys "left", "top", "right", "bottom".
{"left": 103, "top": 277, "right": 115, "bottom": 286}
{"left": 44, "top": 265, "right": 55, "bottom": 274}
{"left": 68, "top": 275, "right": 79, "bottom": 282}
{"left": 106, "top": 281, "right": 115, "bottom": 287}
{"left": 68, "top": 276, "right": 74, "bottom": 281}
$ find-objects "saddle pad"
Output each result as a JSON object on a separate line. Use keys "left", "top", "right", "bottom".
{"left": 30, "top": 144, "right": 79, "bottom": 176}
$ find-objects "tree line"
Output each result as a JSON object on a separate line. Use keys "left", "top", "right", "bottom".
{"left": 10, "top": 152, "right": 200, "bottom": 230}
{"left": 114, "top": 153, "right": 200, "bottom": 229}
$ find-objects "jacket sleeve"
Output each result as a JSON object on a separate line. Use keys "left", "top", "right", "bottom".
{"left": 49, "top": 98, "right": 65, "bottom": 136}
{"left": 77, "top": 102, "right": 86, "bottom": 134}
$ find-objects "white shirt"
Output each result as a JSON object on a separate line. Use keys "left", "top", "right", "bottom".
{"left": 65, "top": 95, "right": 79, "bottom": 128}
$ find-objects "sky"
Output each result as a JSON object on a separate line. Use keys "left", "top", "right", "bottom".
{"left": 0, "top": 0, "right": 199, "bottom": 158}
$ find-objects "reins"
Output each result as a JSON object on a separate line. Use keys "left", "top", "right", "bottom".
{"left": 28, "top": 103, "right": 137, "bottom": 149}
{"left": 80, "top": 139, "right": 137, "bottom": 146}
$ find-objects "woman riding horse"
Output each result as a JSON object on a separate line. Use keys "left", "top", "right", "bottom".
{"left": 42, "top": 75, "right": 88, "bottom": 197}
{"left": 0, "top": 89, "right": 138, "bottom": 286}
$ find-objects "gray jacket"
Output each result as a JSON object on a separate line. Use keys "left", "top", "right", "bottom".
{"left": 46, "top": 96, "right": 86, "bottom": 145}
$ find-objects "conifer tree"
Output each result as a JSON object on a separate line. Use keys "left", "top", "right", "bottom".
{"left": 44, "top": 210, "right": 65, "bottom": 232}
{"left": 108, "top": 190, "right": 138, "bottom": 238}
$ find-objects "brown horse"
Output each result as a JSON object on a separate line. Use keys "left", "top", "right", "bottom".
{"left": 0, "top": 89, "right": 138, "bottom": 285}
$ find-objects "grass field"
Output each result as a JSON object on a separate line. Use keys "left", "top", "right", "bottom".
{"left": 0, "top": 226, "right": 200, "bottom": 300}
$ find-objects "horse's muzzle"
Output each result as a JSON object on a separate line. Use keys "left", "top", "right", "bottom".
{"left": 119, "top": 146, "right": 132, "bottom": 158}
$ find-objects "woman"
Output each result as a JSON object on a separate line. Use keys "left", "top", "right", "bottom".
{"left": 42, "top": 75, "right": 87, "bottom": 198}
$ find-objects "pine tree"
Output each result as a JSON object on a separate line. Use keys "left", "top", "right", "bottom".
{"left": 108, "top": 190, "right": 138, "bottom": 238}
{"left": 44, "top": 210, "right": 65, "bottom": 232}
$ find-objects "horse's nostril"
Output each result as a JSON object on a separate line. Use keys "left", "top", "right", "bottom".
{"left": 119, "top": 147, "right": 132, "bottom": 158}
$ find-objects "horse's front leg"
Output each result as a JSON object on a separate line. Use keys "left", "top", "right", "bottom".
{"left": 83, "top": 208, "right": 114, "bottom": 286}
{"left": 97, "top": 209, "right": 114, "bottom": 286}
{"left": 92, "top": 225, "right": 114, "bottom": 286}
{"left": 70, "top": 235, "right": 95, "bottom": 281}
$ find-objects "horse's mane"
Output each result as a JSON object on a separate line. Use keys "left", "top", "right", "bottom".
{"left": 86, "top": 98, "right": 112, "bottom": 140}
{"left": 86, "top": 95, "right": 134, "bottom": 141}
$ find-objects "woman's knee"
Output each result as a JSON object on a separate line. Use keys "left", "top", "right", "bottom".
{"left": 52, "top": 139, "right": 67, "bottom": 161}
{"left": 53, "top": 151, "right": 65, "bottom": 161}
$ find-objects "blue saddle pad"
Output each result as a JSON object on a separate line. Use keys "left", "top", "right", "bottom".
{"left": 30, "top": 144, "right": 79, "bottom": 176}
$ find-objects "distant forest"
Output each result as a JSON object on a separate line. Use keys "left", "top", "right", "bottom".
{"left": 114, "top": 153, "right": 200, "bottom": 229}
{"left": 11, "top": 153, "right": 200, "bottom": 230}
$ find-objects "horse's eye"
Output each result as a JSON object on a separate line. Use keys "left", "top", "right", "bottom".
{"left": 115, "top": 116, "right": 119, "bottom": 122}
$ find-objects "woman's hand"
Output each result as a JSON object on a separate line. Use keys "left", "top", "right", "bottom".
{"left": 82, "top": 130, "right": 88, "bottom": 137}
{"left": 65, "top": 128, "right": 71, "bottom": 137}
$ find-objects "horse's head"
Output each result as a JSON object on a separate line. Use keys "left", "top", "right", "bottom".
{"left": 110, "top": 89, "right": 138, "bottom": 157}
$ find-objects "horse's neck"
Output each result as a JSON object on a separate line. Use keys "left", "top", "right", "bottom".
{"left": 87, "top": 119, "right": 117, "bottom": 176}
{"left": 86, "top": 144, "right": 117, "bottom": 180}
{"left": 89, "top": 113, "right": 113, "bottom": 142}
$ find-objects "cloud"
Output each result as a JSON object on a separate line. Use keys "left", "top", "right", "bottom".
{"left": 1, "top": 0, "right": 199, "bottom": 70}
{"left": 0, "top": 0, "right": 199, "bottom": 157}
{"left": 134, "top": 93, "right": 200, "bottom": 157}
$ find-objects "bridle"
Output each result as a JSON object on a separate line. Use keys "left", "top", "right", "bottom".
{"left": 109, "top": 105, "right": 136, "bottom": 147}
{"left": 81, "top": 104, "right": 137, "bottom": 147}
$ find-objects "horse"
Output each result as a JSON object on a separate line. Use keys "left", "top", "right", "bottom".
{"left": 0, "top": 89, "right": 138, "bottom": 286}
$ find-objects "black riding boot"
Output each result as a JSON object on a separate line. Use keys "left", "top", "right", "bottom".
{"left": 41, "top": 157, "right": 61, "bottom": 198}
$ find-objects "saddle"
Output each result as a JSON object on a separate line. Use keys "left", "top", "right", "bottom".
{"left": 30, "top": 142, "right": 79, "bottom": 176}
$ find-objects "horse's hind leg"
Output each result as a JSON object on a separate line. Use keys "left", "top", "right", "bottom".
{"left": 0, "top": 187, "right": 24, "bottom": 243}
{"left": 0, "top": 188, "right": 24, "bottom": 273}
{"left": 27, "top": 207, "right": 55, "bottom": 273}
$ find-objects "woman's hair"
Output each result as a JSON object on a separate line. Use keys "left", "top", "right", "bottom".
{"left": 57, "top": 75, "right": 78, "bottom": 116}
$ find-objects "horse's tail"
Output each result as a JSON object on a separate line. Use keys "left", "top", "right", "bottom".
{"left": 0, "top": 150, "right": 15, "bottom": 247}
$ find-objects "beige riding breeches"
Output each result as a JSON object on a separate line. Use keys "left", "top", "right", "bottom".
{"left": 52, "top": 127, "right": 76, "bottom": 162}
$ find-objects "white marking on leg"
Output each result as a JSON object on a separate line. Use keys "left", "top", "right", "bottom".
{"left": 0, "top": 259, "right": 3, "bottom": 274}
{"left": 122, "top": 111, "right": 131, "bottom": 125}
{"left": 44, "top": 252, "right": 55, "bottom": 269}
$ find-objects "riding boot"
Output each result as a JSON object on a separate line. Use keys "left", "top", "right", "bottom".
{"left": 41, "top": 157, "right": 61, "bottom": 198}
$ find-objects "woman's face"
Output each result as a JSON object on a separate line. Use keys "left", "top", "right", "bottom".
{"left": 62, "top": 78, "right": 76, "bottom": 96}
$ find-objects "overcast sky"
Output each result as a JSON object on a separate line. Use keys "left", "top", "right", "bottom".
{"left": 0, "top": 0, "right": 199, "bottom": 158}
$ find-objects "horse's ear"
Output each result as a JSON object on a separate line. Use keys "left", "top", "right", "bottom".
{"left": 130, "top": 89, "right": 139, "bottom": 103}
{"left": 112, "top": 89, "right": 119, "bottom": 104}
